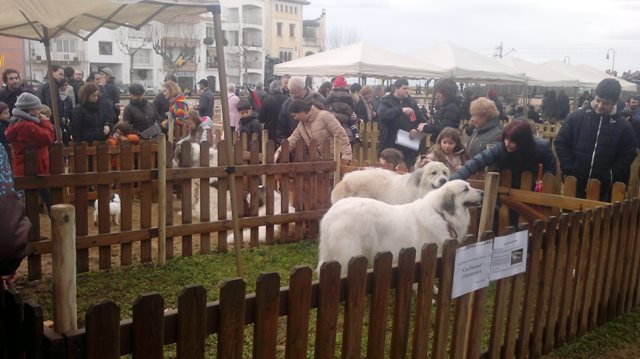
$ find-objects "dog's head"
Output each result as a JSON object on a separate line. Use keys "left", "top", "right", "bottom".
{"left": 173, "top": 141, "right": 200, "bottom": 168}
{"left": 417, "top": 161, "right": 450, "bottom": 190}
{"left": 110, "top": 193, "right": 121, "bottom": 204}
{"left": 437, "top": 180, "right": 483, "bottom": 216}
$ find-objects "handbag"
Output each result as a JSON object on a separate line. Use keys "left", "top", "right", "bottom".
{"left": 140, "top": 122, "right": 162, "bottom": 140}
{"left": 0, "top": 191, "right": 31, "bottom": 275}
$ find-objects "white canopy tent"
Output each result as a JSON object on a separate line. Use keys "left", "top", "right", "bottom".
{"left": 0, "top": 0, "right": 247, "bottom": 276}
{"left": 273, "top": 42, "right": 448, "bottom": 79}
{"left": 412, "top": 42, "right": 526, "bottom": 84}
{"left": 499, "top": 56, "right": 581, "bottom": 87}
{"left": 540, "top": 60, "right": 637, "bottom": 92}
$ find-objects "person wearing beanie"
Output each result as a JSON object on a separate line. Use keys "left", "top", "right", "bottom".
{"left": 99, "top": 67, "right": 121, "bottom": 117}
{"left": 333, "top": 76, "right": 348, "bottom": 89}
{"left": 5, "top": 92, "right": 55, "bottom": 214}
{"left": 555, "top": 78, "right": 637, "bottom": 201}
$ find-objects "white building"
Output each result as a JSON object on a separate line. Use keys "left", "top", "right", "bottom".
{"left": 22, "top": 0, "right": 324, "bottom": 93}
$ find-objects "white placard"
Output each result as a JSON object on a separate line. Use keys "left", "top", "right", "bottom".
{"left": 394, "top": 129, "right": 425, "bottom": 151}
{"left": 490, "top": 230, "right": 528, "bottom": 281}
{"left": 452, "top": 240, "right": 493, "bottom": 299}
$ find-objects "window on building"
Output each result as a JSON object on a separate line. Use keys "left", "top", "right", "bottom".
{"left": 206, "top": 25, "right": 215, "bottom": 40}
{"left": 206, "top": 48, "right": 218, "bottom": 68}
{"left": 55, "top": 39, "right": 76, "bottom": 53}
{"left": 279, "top": 49, "right": 292, "bottom": 62}
{"left": 294, "top": 6, "right": 297, "bottom": 14}
{"left": 277, "top": 22, "right": 283, "bottom": 36}
{"left": 98, "top": 41, "right": 113, "bottom": 56}
{"left": 303, "top": 26, "right": 316, "bottom": 39}
{"left": 226, "top": 31, "right": 239, "bottom": 46}
{"left": 133, "top": 49, "right": 151, "bottom": 66}
{"left": 290, "top": 24, "right": 295, "bottom": 37}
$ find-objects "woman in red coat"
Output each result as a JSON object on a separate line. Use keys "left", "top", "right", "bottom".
{"left": 5, "top": 92, "right": 55, "bottom": 213}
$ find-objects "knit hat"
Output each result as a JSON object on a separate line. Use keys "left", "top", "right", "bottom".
{"left": 333, "top": 76, "right": 348, "bottom": 88}
{"left": 100, "top": 67, "right": 113, "bottom": 78}
{"left": 595, "top": 78, "right": 621, "bottom": 102}
{"left": 14, "top": 93, "right": 42, "bottom": 111}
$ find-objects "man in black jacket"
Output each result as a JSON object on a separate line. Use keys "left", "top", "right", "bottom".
{"left": 100, "top": 67, "right": 121, "bottom": 117}
{"left": 197, "top": 79, "right": 215, "bottom": 118}
{"left": 555, "top": 78, "right": 638, "bottom": 200}
{"left": 275, "top": 76, "right": 325, "bottom": 145}
{"left": 0, "top": 69, "right": 30, "bottom": 114}
{"left": 259, "top": 80, "right": 288, "bottom": 143}
{"left": 377, "top": 78, "right": 425, "bottom": 168}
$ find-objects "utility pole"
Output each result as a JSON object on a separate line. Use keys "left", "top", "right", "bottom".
{"left": 494, "top": 41, "right": 515, "bottom": 59}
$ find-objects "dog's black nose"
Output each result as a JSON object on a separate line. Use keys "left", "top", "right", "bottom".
{"left": 439, "top": 178, "right": 447, "bottom": 184}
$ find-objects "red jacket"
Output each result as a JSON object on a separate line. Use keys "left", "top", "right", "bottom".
{"left": 5, "top": 118, "right": 54, "bottom": 176}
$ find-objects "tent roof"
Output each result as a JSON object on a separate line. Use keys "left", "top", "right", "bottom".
{"left": 0, "top": 0, "right": 218, "bottom": 41}
{"left": 273, "top": 42, "right": 448, "bottom": 79}
{"left": 499, "top": 56, "right": 581, "bottom": 87}
{"left": 540, "top": 60, "right": 637, "bottom": 92}
{"left": 412, "top": 42, "right": 526, "bottom": 84}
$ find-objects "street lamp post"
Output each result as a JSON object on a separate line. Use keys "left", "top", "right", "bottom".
{"left": 606, "top": 48, "right": 616, "bottom": 74}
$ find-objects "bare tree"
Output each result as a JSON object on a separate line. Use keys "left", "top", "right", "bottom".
{"left": 226, "top": 44, "right": 261, "bottom": 85}
{"left": 326, "top": 27, "right": 361, "bottom": 49}
{"left": 149, "top": 20, "right": 202, "bottom": 76}
{"left": 115, "top": 26, "right": 151, "bottom": 84}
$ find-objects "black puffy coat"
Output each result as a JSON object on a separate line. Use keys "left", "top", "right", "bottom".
{"left": 422, "top": 96, "right": 462, "bottom": 142}
{"left": 554, "top": 103, "right": 638, "bottom": 198}
{"left": 123, "top": 99, "right": 161, "bottom": 133}
{"left": 451, "top": 137, "right": 557, "bottom": 189}
{"left": 259, "top": 92, "right": 289, "bottom": 143}
{"left": 71, "top": 103, "right": 110, "bottom": 144}
{"left": 326, "top": 89, "right": 356, "bottom": 142}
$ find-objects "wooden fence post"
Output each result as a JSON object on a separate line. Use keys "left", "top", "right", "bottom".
{"left": 51, "top": 204, "right": 77, "bottom": 334}
{"left": 158, "top": 135, "right": 167, "bottom": 265}
{"left": 334, "top": 135, "right": 341, "bottom": 184}
{"left": 465, "top": 171, "right": 499, "bottom": 354}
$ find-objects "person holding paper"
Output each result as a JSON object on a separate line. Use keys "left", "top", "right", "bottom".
{"left": 377, "top": 78, "right": 425, "bottom": 168}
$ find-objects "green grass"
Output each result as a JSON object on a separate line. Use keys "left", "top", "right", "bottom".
{"left": 17, "top": 240, "right": 640, "bottom": 358}
{"left": 546, "top": 307, "right": 640, "bottom": 358}
{"left": 19, "top": 240, "right": 319, "bottom": 324}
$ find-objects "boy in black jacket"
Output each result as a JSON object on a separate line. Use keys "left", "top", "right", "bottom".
{"left": 237, "top": 99, "right": 262, "bottom": 148}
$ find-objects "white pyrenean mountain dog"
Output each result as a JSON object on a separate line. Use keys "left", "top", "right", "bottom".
{"left": 330, "top": 161, "right": 450, "bottom": 205}
{"left": 318, "top": 180, "right": 483, "bottom": 274}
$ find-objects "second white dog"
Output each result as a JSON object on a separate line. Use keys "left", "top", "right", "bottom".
{"left": 330, "top": 161, "right": 450, "bottom": 205}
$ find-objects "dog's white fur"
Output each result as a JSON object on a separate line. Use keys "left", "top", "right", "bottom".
{"left": 318, "top": 180, "right": 483, "bottom": 274}
{"left": 330, "top": 161, "right": 450, "bottom": 205}
{"left": 94, "top": 194, "right": 121, "bottom": 226}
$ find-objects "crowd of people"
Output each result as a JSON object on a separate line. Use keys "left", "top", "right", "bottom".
{"left": 0, "top": 62, "right": 640, "bottom": 288}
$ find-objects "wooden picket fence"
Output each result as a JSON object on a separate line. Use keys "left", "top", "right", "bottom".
{"left": 3, "top": 195, "right": 640, "bottom": 358}
{"left": 14, "top": 138, "right": 334, "bottom": 281}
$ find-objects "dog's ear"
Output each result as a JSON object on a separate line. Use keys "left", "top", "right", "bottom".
{"left": 441, "top": 190, "right": 456, "bottom": 216}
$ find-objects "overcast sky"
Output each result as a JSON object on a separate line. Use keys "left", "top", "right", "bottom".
{"left": 305, "top": 0, "right": 640, "bottom": 74}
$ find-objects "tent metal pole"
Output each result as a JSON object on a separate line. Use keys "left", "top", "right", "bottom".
{"left": 210, "top": 4, "right": 244, "bottom": 278}
{"left": 43, "top": 28, "right": 63, "bottom": 144}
